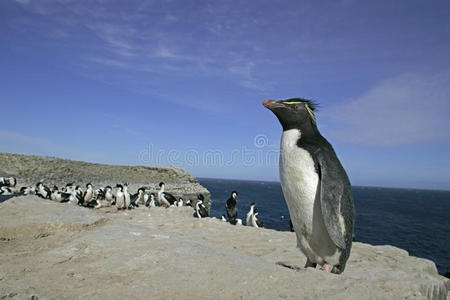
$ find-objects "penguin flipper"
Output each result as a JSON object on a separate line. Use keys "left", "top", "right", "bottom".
{"left": 316, "top": 149, "right": 354, "bottom": 250}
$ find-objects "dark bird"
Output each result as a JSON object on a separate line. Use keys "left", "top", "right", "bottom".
{"left": 225, "top": 191, "right": 239, "bottom": 225}
{"left": 264, "top": 98, "right": 354, "bottom": 274}
{"left": 193, "top": 194, "right": 209, "bottom": 218}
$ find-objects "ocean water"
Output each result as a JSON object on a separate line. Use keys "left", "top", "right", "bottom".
{"left": 198, "top": 178, "right": 450, "bottom": 276}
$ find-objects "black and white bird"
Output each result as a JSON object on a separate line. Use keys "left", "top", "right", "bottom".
{"left": 115, "top": 184, "right": 126, "bottom": 210}
{"left": 246, "top": 202, "right": 256, "bottom": 226}
{"left": 123, "top": 183, "right": 131, "bottom": 209}
{"left": 264, "top": 98, "right": 354, "bottom": 274}
{"left": 250, "top": 207, "right": 264, "bottom": 228}
{"left": 104, "top": 186, "right": 115, "bottom": 205}
{"left": 0, "top": 177, "right": 16, "bottom": 188}
{"left": 84, "top": 197, "right": 101, "bottom": 209}
{"left": 64, "top": 183, "right": 75, "bottom": 193}
{"left": 50, "top": 185, "right": 59, "bottom": 201}
{"left": 95, "top": 188, "right": 105, "bottom": 200}
{"left": 185, "top": 199, "right": 192, "bottom": 207}
{"left": 225, "top": 191, "right": 239, "bottom": 225}
{"left": 158, "top": 182, "right": 177, "bottom": 207}
{"left": 65, "top": 186, "right": 83, "bottom": 205}
{"left": 83, "top": 183, "right": 94, "bottom": 205}
{"left": 20, "top": 186, "right": 35, "bottom": 195}
{"left": 130, "top": 187, "right": 145, "bottom": 208}
{"left": 75, "top": 186, "right": 84, "bottom": 205}
{"left": 193, "top": 194, "right": 209, "bottom": 218}
{"left": 143, "top": 192, "right": 149, "bottom": 206}
{"left": 0, "top": 186, "right": 13, "bottom": 195}
{"left": 36, "top": 182, "right": 51, "bottom": 199}
{"left": 177, "top": 197, "right": 184, "bottom": 207}
{"left": 57, "top": 190, "right": 74, "bottom": 203}
{"left": 145, "top": 193, "right": 156, "bottom": 207}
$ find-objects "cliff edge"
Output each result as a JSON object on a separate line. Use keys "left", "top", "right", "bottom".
{"left": 1, "top": 195, "right": 448, "bottom": 300}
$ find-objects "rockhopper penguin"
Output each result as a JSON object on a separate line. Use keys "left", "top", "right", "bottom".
{"left": 263, "top": 98, "right": 354, "bottom": 274}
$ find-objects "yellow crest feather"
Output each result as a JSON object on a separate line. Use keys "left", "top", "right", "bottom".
{"left": 305, "top": 103, "right": 316, "bottom": 124}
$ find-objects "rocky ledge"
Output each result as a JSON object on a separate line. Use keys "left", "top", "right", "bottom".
{"left": 1, "top": 195, "right": 448, "bottom": 300}
{"left": 0, "top": 153, "right": 211, "bottom": 211}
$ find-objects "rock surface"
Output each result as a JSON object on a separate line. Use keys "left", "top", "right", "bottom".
{"left": 1, "top": 195, "right": 448, "bottom": 300}
{"left": 0, "top": 152, "right": 211, "bottom": 211}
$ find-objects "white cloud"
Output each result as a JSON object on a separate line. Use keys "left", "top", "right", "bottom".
{"left": 14, "top": 0, "right": 30, "bottom": 5}
{"left": 325, "top": 72, "right": 450, "bottom": 146}
{"left": 10, "top": 0, "right": 275, "bottom": 92}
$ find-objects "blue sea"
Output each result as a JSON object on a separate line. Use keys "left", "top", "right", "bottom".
{"left": 198, "top": 178, "right": 450, "bottom": 276}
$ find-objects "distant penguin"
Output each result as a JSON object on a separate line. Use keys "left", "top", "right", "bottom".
{"left": 57, "top": 190, "right": 73, "bottom": 203}
{"left": 5, "top": 177, "right": 16, "bottom": 188}
{"left": 67, "top": 187, "right": 83, "bottom": 205}
{"left": 115, "top": 184, "right": 126, "bottom": 210}
{"left": 264, "top": 98, "right": 354, "bottom": 274}
{"left": 143, "top": 192, "right": 149, "bottom": 206}
{"left": 130, "top": 187, "right": 145, "bottom": 208}
{"left": 95, "top": 188, "right": 105, "bottom": 200}
{"left": 193, "top": 195, "right": 208, "bottom": 218}
{"left": 75, "top": 186, "right": 84, "bottom": 205}
{"left": 83, "top": 183, "right": 94, "bottom": 205}
{"left": 0, "top": 186, "right": 13, "bottom": 195}
{"left": 64, "top": 183, "right": 74, "bottom": 193}
{"left": 20, "top": 186, "right": 34, "bottom": 195}
{"left": 0, "top": 177, "right": 16, "bottom": 188}
{"left": 250, "top": 208, "right": 264, "bottom": 228}
{"left": 145, "top": 193, "right": 156, "bottom": 207}
{"left": 225, "top": 191, "right": 239, "bottom": 225}
{"left": 104, "top": 186, "right": 114, "bottom": 205}
{"left": 36, "top": 183, "right": 51, "bottom": 199}
{"left": 158, "top": 182, "right": 177, "bottom": 207}
{"left": 123, "top": 183, "right": 131, "bottom": 209}
{"left": 185, "top": 199, "right": 192, "bottom": 207}
{"left": 177, "top": 197, "right": 184, "bottom": 207}
{"left": 85, "top": 198, "right": 101, "bottom": 209}
{"left": 50, "top": 185, "right": 59, "bottom": 201}
{"left": 246, "top": 202, "right": 256, "bottom": 226}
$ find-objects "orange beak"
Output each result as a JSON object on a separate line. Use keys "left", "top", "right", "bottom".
{"left": 263, "top": 99, "right": 283, "bottom": 109}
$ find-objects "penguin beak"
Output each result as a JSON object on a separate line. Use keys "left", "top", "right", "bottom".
{"left": 263, "top": 99, "right": 284, "bottom": 110}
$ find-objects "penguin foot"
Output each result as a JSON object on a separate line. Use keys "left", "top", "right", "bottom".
{"left": 319, "top": 263, "right": 334, "bottom": 273}
{"left": 276, "top": 261, "right": 304, "bottom": 271}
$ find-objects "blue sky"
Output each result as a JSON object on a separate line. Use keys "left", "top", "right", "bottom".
{"left": 1, "top": 0, "right": 449, "bottom": 190}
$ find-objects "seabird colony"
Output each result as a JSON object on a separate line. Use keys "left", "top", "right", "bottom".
{"left": 1, "top": 177, "right": 266, "bottom": 227}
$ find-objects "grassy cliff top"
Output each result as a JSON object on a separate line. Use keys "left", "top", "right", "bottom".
{"left": 0, "top": 153, "right": 197, "bottom": 185}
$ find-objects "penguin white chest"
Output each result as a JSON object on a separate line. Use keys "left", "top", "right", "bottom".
{"left": 279, "top": 129, "right": 318, "bottom": 214}
{"left": 279, "top": 130, "right": 319, "bottom": 234}
{"left": 279, "top": 129, "right": 339, "bottom": 264}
